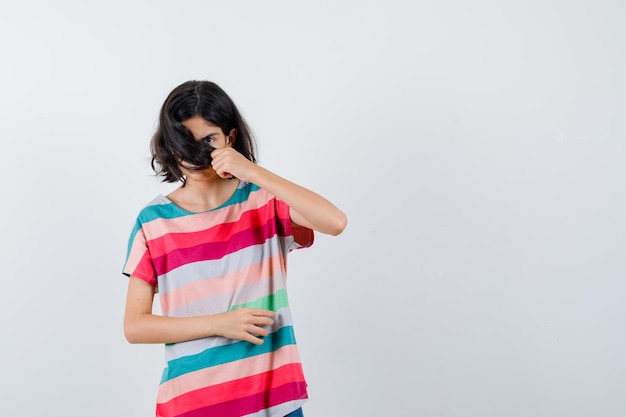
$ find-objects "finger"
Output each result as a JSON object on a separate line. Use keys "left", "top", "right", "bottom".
{"left": 245, "top": 335, "right": 264, "bottom": 345}
{"left": 246, "top": 308, "right": 276, "bottom": 317}
{"left": 247, "top": 325, "right": 270, "bottom": 337}
{"left": 212, "top": 163, "right": 233, "bottom": 179}
{"left": 243, "top": 330, "right": 266, "bottom": 345}
{"left": 250, "top": 316, "right": 274, "bottom": 326}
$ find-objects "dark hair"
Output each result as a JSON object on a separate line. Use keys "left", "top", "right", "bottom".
{"left": 150, "top": 80, "right": 257, "bottom": 184}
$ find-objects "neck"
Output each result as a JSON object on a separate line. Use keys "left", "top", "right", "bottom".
{"left": 170, "top": 175, "right": 240, "bottom": 212}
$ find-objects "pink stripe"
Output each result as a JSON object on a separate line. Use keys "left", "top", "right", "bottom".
{"left": 127, "top": 251, "right": 158, "bottom": 286}
{"left": 146, "top": 189, "right": 270, "bottom": 240}
{"left": 160, "top": 252, "right": 285, "bottom": 313}
{"left": 157, "top": 345, "right": 302, "bottom": 403}
{"left": 157, "top": 363, "right": 305, "bottom": 417}
{"left": 150, "top": 200, "right": 281, "bottom": 258}
{"left": 152, "top": 218, "right": 284, "bottom": 276}
{"left": 179, "top": 382, "right": 308, "bottom": 417}
{"left": 143, "top": 193, "right": 289, "bottom": 257}
{"left": 124, "top": 230, "right": 149, "bottom": 274}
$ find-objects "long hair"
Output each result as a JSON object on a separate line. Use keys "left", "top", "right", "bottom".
{"left": 150, "top": 80, "right": 257, "bottom": 184}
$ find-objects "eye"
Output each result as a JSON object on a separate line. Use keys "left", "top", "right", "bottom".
{"left": 201, "top": 135, "right": 215, "bottom": 144}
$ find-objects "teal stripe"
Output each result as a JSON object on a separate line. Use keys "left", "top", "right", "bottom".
{"left": 139, "top": 183, "right": 261, "bottom": 223}
{"left": 160, "top": 325, "right": 297, "bottom": 383}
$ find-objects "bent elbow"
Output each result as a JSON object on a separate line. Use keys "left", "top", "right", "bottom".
{"left": 124, "top": 327, "right": 136, "bottom": 344}
{"left": 329, "top": 212, "right": 348, "bottom": 236}
{"left": 124, "top": 332, "right": 138, "bottom": 344}
{"left": 124, "top": 320, "right": 142, "bottom": 344}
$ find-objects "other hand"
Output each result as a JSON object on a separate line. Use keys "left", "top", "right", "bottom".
{"left": 214, "top": 308, "right": 276, "bottom": 345}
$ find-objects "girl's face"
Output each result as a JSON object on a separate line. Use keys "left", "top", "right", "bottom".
{"left": 179, "top": 116, "right": 234, "bottom": 175}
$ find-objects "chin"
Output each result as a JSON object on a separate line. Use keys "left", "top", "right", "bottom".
{"left": 186, "top": 169, "right": 215, "bottom": 180}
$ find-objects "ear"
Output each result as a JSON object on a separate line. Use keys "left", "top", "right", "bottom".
{"left": 226, "top": 129, "right": 237, "bottom": 146}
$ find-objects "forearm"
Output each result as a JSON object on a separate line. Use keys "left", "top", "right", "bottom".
{"left": 249, "top": 165, "right": 348, "bottom": 235}
{"left": 124, "top": 313, "right": 218, "bottom": 344}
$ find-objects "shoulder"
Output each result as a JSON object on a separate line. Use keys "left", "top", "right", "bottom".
{"left": 231, "top": 181, "right": 267, "bottom": 203}
{"left": 238, "top": 182, "right": 286, "bottom": 211}
{"left": 135, "top": 195, "right": 178, "bottom": 224}
{"left": 239, "top": 180, "right": 261, "bottom": 194}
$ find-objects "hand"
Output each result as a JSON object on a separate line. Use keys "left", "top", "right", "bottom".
{"left": 214, "top": 308, "right": 276, "bottom": 345}
{"left": 210, "top": 147, "right": 257, "bottom": 181}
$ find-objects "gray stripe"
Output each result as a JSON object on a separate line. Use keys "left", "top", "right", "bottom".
{"left": 243, "top": 399, "right": 308, "bottom": 417}
{"left": 158, "top": 237, "right": 288, "bottom": 294}
{"left": 165, "top": 272, "right": 287, "bottom": 317}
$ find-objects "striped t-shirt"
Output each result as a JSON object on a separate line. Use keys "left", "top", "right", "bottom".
{"left": 123, "top": 181, "right": 314, "bottom": 417}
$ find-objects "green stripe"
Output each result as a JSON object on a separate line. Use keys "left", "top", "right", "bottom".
{"left": 229, "top": 288, "right": 289, "bottom": 312}
{"left": 164, "top": 290, "right": 290, "bottom": 347}
{"left": 160, "top": 325, "right": 297, "bottom": 383}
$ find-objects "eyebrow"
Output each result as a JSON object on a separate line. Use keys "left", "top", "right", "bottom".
{"left": 199, "top": 133, "right": 216, "bottom": 141}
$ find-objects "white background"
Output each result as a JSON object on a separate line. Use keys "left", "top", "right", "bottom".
{"left": 1, "top": 1, "right": 625, "bottom": 416}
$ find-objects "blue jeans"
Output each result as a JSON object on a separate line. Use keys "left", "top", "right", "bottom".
{"left": 285, "top": 408, "right": 304, "bottom": 417}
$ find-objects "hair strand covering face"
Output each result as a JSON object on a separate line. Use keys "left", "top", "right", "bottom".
{"left": 150, "top": 80, "right": 257, "bottom": 185}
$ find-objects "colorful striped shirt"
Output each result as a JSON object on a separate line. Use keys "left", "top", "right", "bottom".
{"left": 122, "top": 181, "right": 314, "bottom": 417}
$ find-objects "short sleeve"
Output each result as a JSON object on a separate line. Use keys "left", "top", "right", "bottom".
{"left": 122, "top": 221, "right": 158, "bottom": 286}
{"left": 275, "top": 198, "right": 314, "bottom": 252}
{"left": 291, "top": 224, "right": 314, "bottom": 248}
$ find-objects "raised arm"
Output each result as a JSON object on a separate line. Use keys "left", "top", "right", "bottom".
{"left": 211, "top": 148, "right": 348, "bottom": 235}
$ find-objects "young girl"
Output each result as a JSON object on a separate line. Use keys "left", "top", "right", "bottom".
{"left": 122, "top": 80, "right": 347, "bottom": 417}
